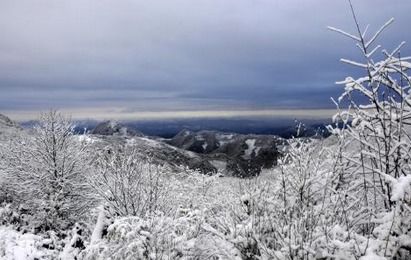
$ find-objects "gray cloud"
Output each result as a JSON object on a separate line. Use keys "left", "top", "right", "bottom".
{"left": 1, "top": 0, "right": 410, "bottom": 118}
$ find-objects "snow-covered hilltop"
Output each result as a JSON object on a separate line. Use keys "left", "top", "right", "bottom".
{"left": 0, "top": 114, "right": 19, "bottom": 129}
{"left": 0, "top": 113, "right": 22, "bottom": 142}
{"left": 167, "top": 130, "right": 284, "bottom": 177}
{"left": 90, "top": 120, "right": 144, "bottom": 137}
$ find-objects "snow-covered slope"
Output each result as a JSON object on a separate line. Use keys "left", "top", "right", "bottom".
{"left": 0, "top": 114, "right": 19, "bottom": 129}
{"left": 167, "top": 130, "right": 285, "bottom": 177}
{"left": 86, "top": 134, "right": 217, "bottom": 175}
{"left": 91, "top": 120, "right": 143, "bottom": 137}
{"left": 0, "top": 226, "right": 52, "bottom": 260}
{"left": 0, "top": 114, "right": 21, "bottom": 141}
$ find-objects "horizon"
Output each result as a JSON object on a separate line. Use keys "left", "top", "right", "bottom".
{"left": 3, "top": 108, "right": 337, "bottom": 122}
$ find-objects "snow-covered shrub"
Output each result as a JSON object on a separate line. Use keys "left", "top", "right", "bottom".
{"left": 0, "top": 111, "right": 95, "bottom": 232}
{"left": 81, "top": 208, "right": 210, "bottom": 260}
{"left": 89, "top": 146, "right": 171, "bottom": 217}
{"left": 215, "top": 137, "right": 337, "bottom": 259}
{"left": 211, "top": 178, "right": 276, "bottom": 259}
{"left": 60, "top": 222, "right": 90, "bottom": 260}
{"left": 170, "top": 167, "right": 220, "bottom": 209}
{"left": 327, "top": 5, "right": 411, "bottom": 258}
{"left": 0, "top": 203, "right": 19, "bottom": 226}
{"left": 274, "top": 137, "right": 335, "bottom": 259}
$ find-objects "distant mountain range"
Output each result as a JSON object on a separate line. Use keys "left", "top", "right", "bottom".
{"left": 70, "top": 117, "right": 332, "bottom": 138}
{"left": 2, "top": 114, "right": 333, "bottom": 177}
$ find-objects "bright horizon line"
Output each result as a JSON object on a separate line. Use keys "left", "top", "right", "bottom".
{"left": 2, "top": 108, "right": 338, "bottom": 122}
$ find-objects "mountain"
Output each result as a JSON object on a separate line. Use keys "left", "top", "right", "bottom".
{"left": 0, "top": 114, "right": 19, "bottom": 129}
{"left": 91, "top": 121, "right": 144, "bottom": 137}
{"left": 122, "top": 118, "right": 332, "bottom": 138}
{"left": 23, "top": 117, "right": 332, "bottom": 138}
{"left": 167, "top": 130, "right": 285, "bottom": 177}
{"left": 85, "top": 134, "right": 217, "bottom": 175}
{"left": 85, "top": 128, "right": 284, "bottom": 177}
{"left": 11, "top": 115, "right": 292, "bottom": 177}
{"left": 0, "top": 114, "right": 21, "bottom": 140}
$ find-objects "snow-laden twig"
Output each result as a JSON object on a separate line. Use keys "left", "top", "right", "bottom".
{"left": 327, "top": 26, "right": 361, "bottom": 42}
{"left": 365, "top": 18, "right": 394, "bottom": 49}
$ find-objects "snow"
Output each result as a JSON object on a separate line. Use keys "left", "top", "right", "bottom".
{"left": 202, "top": 142, "right": 208, "bottom": 151}
{"left": 90, "top": 206, "right": 107, "bottom": 244}
{"left": 360, "top": 244, "right": 387, "bottom": 260}
{"left": 77, "top": 135, "right": 95, "bottom": 144}
{"left": 217, "top": 134, "right": 234, "bottom": 146}
{"left": 244, "top": 139, "right": 258, "bottom": 158}
{"left": 210, "top": 160, "right": 227, "bottom": 171}
{"left": 108, "top": 121, "right": 118, "bottom": 129}
{"left": 218, "top": 140, "right": 229, "bottom": 146}
{"left": 391, "top": 175, "right": 411, "bottom": 201}
{"left": 0, "top": 226, "right": 44, "bottom": 260}
{"left": 181, "top": 130, "right": 191, "bottom": 137}
{"left": 195, "top": 135, "right": 205, "bottom": 141}
{"left": 139, "top": 137, "right": 162, "bottom": 148}
{"left": 245, "top": 139, "right": 255, "bottom": 156}
{"left": 218, "top": 134, "right": 234, "bottom": 139}
{"left": 184, "top": 150, "right": 198, "bottom": 158}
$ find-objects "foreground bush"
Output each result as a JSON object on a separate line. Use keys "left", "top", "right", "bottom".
{"left": 89, "top": 145, "right": 171, "bottom": 218}
{"left": 82, "top": 208, "right": 243, "bottom": 260}
{"left": 0, "top": 111, "right": 94, "bottom": 232}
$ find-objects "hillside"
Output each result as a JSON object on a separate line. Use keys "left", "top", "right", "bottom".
{"left": 167, "top": 130, "right": 285, "bottom": 177}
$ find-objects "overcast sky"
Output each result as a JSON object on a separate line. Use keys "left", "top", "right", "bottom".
{"left": 1, "top": 0, "right": 410, "bottom": 120}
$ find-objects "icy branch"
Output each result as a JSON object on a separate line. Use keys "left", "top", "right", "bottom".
{"left": 365, "top": 18, "right": 394, "bottom": 49}
{"left": 340, "top": 58, "right": 368, "bottom": 68}
{"left": 327, "top": 26, "right": 361, "bottom": 42}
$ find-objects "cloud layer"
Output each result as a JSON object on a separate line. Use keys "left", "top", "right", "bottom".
{"left": 1, "top": 0, "right": 410, "bottom": 119}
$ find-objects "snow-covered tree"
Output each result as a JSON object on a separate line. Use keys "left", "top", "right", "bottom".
{"left": 0, "top": 111, "right": 94, "bottom": 231}
{"left": 89, "top": 145, "right": 170, "bottom": 218}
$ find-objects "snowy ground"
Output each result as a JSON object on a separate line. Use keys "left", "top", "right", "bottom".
{"left": 0, "top": 226, "right": 45, "bottom": 260}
